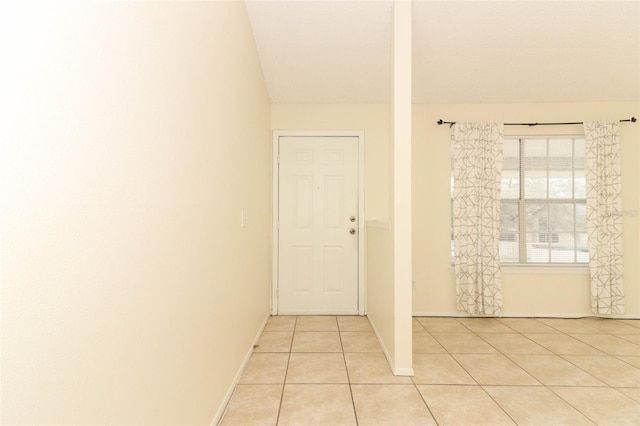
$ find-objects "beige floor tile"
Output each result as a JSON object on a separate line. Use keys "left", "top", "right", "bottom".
{"left": 340, "top": 331, "right": 382, "bottom": 353}
{"left": 413, "top": 332, "right": 447, "bottom": 353}
{"left": 453, "top": 354, "right": 540, "bottom": 385}
{"left": 416, "top": 317, "right": 470, "bottom": 333}
{"left": 508, "top": 354, "right": 606, "bottom": 386}
{"left": 484, "top": 386, "right": 595, "bottom": 426}
{"left": 286, "top": 353, "right": 348, "bottom": 384}
{"left": 239, "top": 353, "right": 289, "bottom": 384}
{"left": 562, "top": 355, "right": 640, "bottom": 387}
{"left": 417, "top": 385, "right": 515, "bottom": 426}
{"left": 616, "top": 387, "right": 640, "bottom": 403}
{"left": 338, "top": 315, "right": 372, "bottom": 332}
{"left": 413, "top": 318, "right": 427, "bottom": 332}
{"left": 278, "top": 384, "right": 356, "bottom": 426}
{"left": 264, "top": 315, "right": 297, "bottom": 332}
{"left": 621, "top": 320, "right": 640, "bottom": 329}
{"left": 432, "top": 332, "right": 499, "bottom": 354}
{"left": 222, "top": 316, "right": 640, "bottom": 425}
{"left": 570, "top": 333, "right": 640, "bottom": 356}
{"left": 619, "top": 334, "right": 640, "bottom": 345}
{"left": 538, "top": 318, "right": 601, "bottom": 334}
{"left": 344, "top": 353, "right": 412, "bottom": 384}
{"left": 617, "top": 356, "right": 640, "bottom": 368}
{"left": 457, "top": 318, "right": 514, "bottom": 333}
{"left": 579, "top": 318, "right": 640, "bottom": 334}
{"left": 497, "top": 318, "right": 559, "bottom": 333}
{"left": 413, "top": 328, "right": 427, "bottom": 337}
{"left": 295, "top": 315, "right": 338, "bottom": 331}
{"left": 525, "top": 333, "right": 606, "bottom": 355}
{"left": 550, "top": 386, "right": 640, "bottom": 426}
{"left": 219, "top": 384, "right": 282, "bottom": 426}
{"left": 412, "top": 354, "right": 476, "bottom": 384}
{"left": 291, "top": 331, "right": 342, "bottom": 352}
{"left": 254, "top": 331, "right": 294, "bottom": 353}
{"left": 351, "top": 385, "right": 436, "bottom": 425}
{"left": 478, "top": 333, "right": 551, "bottom": 354}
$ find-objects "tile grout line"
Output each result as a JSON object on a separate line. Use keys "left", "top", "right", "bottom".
{"left": 460, "top": 318, "right": 626, "bottom": 424}
{"left": 478, "top": 321, "right": 576, "bottom": 424}
{"left": 414, "top": 317, "right": 518, "bottom": 425}
{"left": 410, "top": 376, "right": 440, "bottom": 425}
{"left": 275, "top": 315, "right": 297, "bottom": 426}
{"left": 422, "top": 317, "right": 640, "bottom": 423}
{"left": 544, "top": 385, "right": 624, "bottom": 425}
{"left": 476, "top": 384, "right": 521, "bottom": 426}
{"left": 420, "top": 317, "right": 548, "bottom": 426}
{"left": 537, "top": 324, "right": 634, "bottom": 391}
{"left": 226, "top": 316, "right": 638, "bottom": 425}
{"left": 465, "top": 327, "right": 543, "bottom": 387}
{"left": 338, "top": 316, "right": 360, "bottom": 426}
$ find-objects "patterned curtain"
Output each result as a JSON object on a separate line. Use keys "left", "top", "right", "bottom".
{"left": 452, "top": 123, "right": 504, "bottom": 316}
{"left": 584, "top": 121, "right": 625, "bottom": 314}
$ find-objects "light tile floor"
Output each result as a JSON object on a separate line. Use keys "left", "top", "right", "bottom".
{"left": 219, "top": 316, "right": 640, "bottom": 425}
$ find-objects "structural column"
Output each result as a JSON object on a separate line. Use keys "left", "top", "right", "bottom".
{"left": 391, "top": 0, "right": 413, "bottom": 375}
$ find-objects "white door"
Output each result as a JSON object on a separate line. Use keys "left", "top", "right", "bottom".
{"left": 277, "top": 136, "right": 359, "bottom": 314}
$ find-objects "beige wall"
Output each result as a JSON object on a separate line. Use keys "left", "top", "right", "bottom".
{"left": 1, "top": 2, "right": 271, "bottom": 424}
{"left": 365, "top": 224, "right": 395, "bottom": 362}
{"left": 412, "top": 102, "right": 640, "bottom": 317}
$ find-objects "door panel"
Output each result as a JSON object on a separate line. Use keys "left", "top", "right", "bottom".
{"left": 278, "top": 136, "right": 359, "bottom": 314}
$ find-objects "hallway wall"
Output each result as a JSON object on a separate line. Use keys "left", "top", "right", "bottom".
{"left": 1, "top": 2, "right": 271, "bottom": 424}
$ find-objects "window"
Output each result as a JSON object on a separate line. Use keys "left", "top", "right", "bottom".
{"left": 539, "top": 232, "right": 559, "bottom": 244}
{"left": 452, "top": 136, "right": 588, "bottom": 265}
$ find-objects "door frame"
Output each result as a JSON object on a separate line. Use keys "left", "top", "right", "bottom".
{"left": 272, "top": 130, "right": 365, "bottom": 315}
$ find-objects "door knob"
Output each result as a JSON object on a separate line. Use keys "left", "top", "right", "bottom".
{"left": 350, "top": 228, "right": 356, "bottom": 235}
{"left": 350, "top": 216, "right": 356, "bottom": 222}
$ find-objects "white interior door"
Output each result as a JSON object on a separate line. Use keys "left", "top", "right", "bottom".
{"left": 277, "top": 136, "right": 359, "bottom": 314}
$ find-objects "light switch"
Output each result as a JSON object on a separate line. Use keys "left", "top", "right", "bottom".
{"left": 241, "top": 210, "right": 247, "bottom": 228}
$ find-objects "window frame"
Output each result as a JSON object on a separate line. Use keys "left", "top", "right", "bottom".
{"left": 451, "top": 134, "right": 589, "bottom": 268}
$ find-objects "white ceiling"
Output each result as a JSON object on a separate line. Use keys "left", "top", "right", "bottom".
{"left": 245, "top": 0, "right": 640, "bottom": 104}
{"left": 245, "top": 0, "right": 392, "bottom": 103}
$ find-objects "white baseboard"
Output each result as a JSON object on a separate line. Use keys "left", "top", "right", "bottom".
{"left": 368, "top": 316, "right": 415, "bottom": 378}
{"left": 393, "top": 367, "right": 414, "bottom": 376}
{"left": 412, "top": 312, "right": 463, "bottom": 318}
{"left": 210, "top": 312, "right": 271, "bottom": 426}
{"left": 412, "top": 311, "right": 640, "bottom": 319}
{"left": 275, "top": 310, "right": 359, "bottom": 315}
{"left": 368, "top": 316, "right": 394, "bottom": 374}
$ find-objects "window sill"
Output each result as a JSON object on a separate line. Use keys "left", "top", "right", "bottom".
{"left": 449, "top": 264, "right": 589, "bottom": 275}
{"left": 502, "top": 264, "right": 589, "bottom": 275}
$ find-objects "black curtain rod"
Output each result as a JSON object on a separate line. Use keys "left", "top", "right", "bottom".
{"left": 437, "top": 117, "right": 637, "bottom": 128}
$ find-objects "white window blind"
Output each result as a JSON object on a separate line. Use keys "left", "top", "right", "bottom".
{"left": 451, "top": 136, "right": 588, "bottom": 265}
